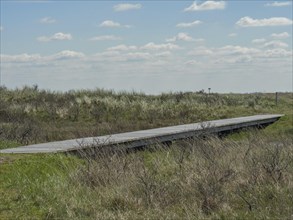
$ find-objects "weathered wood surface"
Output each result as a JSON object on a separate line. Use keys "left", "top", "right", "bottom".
{"left": 0, "top": 114, "right": 283, "bottom": 154}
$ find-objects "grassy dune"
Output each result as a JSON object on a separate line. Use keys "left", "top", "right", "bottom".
{"left": 0, "top": 86, "right": 292, "bottom": 219}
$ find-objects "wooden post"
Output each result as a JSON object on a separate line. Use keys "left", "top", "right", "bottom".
{"left": 275, "top": 92, "right": 278, "bottom": 106}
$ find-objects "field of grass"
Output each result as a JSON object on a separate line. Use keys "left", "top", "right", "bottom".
{"left": 0, "top": 86, "right": 292, "bottom": 219}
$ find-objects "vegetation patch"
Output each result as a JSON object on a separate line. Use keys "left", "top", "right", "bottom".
{"left": 0, "top": 86, "right": 292, "bottom": 219}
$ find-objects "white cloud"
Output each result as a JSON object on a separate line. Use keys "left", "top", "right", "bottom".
{"left": 262, "top": 40, "right": 288, "bottom": 48}
{"left": 265, "top": 1, "right": 291, "bottom": 7}
{"left": 37, "top": 32, "right": 72, "bottom": 42}
{"left": 1, "top": 53, "right": 42, "bottom": 62}
{"left": 0, "top": 26, "right": 3, "bottom": 31}
{"left": 141, "top": 42, "right": 181, "bottom": 50}
{"left": 166, "top": 37, "right": 176, "bottom": 42}
{"left": 50, "top": 50, "right": 85, "bottom": 60}
{"left": 113, "top": 3, "right": 142, "bottom": 11}
{"left": 263, "top": 48, "right": 292, "bottom": 58}
{"left": 2, "top": 44, "right": 292, "bottom": 93}
{"left": 155, "top": 51, "right": 172, "bottom": 57}
{"left": 176, "top": 20, "right": 202, "bottom": 28}
{"left": 188, "top": 46, "right": 213, "bottom": 56}
{"left": 98, "top": 51, "right": 121, "bottom": 57}
{"left": 92, "top": 51, "right": 124, "bottom": 62}
{"left": 39, "top": 17, "right": 56, "bottom": 24}
{"left": 51, "top": 33, "right": 72, "bottom": 40}
{"left": 271, "top": 32, "right": 290, "bottom": 39}
{"left": 188, "top": 45, "right": 261, "bottom": 57}
{"left": 188, "top": 44, "right": 292, "bottom": 65}
{"left": 95, "top": 46, "right": 172, "bottom": 62}
{"left": 217, "top": 45, "right": 261, "bottom": 56}
{"left": 236, "top": 16, "right": 293, "bottom": 27}
{"left": 228, "top": 33, "right": 237, "bottom": 37}
{"left": 184, "top": 1, "right": 226, "bottom": 11}
{"left": 89, "top": 35, "right": 121, "bottom": 41}
{"left": 166, "top": 33, "right": 196, "bottom": 42}
{"left": 124, "top": 52, "right": 151, "bottom": 61}
{"left": 100, "top": 20, "right": 120, "bottom": 28}
{"left": 188, "top": 46, "right": 260, "bottom": 64}
{"left": 92, "top": 51, "right": 121, "bottom": 60}
{"left": 188, "top": 44, "right": 293, "bottom": 66}
{"left": 99, "top": 20, "right": 131, "bottom": 28}
{"left": 107, "top": 44, "right": 138, "bottom": 51}
{"left": 215, "top": 55, "right": 254, "bottom": 64}
{"left": 92, "top": 51, "right": 152, "bottom": 62}
{"left": 1, "top": 50, "right": 84, "bottom": 63}
{"left": 252, "top": 38, "right": 267, "bottom": 44}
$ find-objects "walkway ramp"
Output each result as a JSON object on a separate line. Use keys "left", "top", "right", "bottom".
{"left": 0, "top": 114, "right": 283, "bottom": 154}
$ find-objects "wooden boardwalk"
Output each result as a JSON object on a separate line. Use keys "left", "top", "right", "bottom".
{"left": 0, "top": 114, "right": 283, "bottom": 154}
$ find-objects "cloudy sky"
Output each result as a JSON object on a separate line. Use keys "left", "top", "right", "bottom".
{"left": 0, "top": 0, "right": 292, "bottom": 93}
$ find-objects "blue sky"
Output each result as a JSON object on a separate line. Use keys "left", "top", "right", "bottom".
{"left": 0, "top": 0, "right": 292, "bottom": 93}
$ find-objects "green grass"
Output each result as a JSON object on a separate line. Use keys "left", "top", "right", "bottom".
{"left": 0, "top": 86, "right": 292, "bottom": 219}
{"left": 0, "top": 154, "right": 83, "bottom": 219}
{"left": 0, "top": 140, "right": 20, "bottom": 150}
{"left": 265, "top": 113, "right": 293, "bottom": 135}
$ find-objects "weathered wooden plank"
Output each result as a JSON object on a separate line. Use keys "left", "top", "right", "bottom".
{"left": 0, "top": 114, "right": 283, "bottom": 154}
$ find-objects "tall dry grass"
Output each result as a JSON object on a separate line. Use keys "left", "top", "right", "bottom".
{"left": 52, "top": 132, "right": 292, "bottom": 219}
{"left": 1, "top": 132, "right": 292, "bottom": 219}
